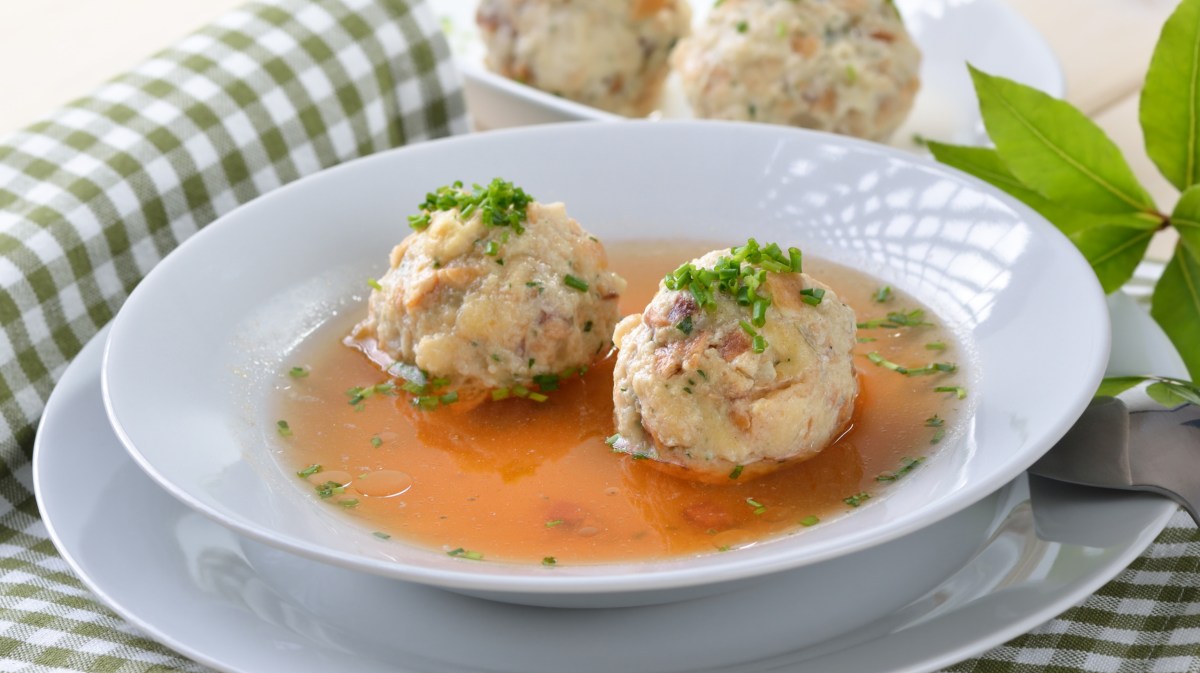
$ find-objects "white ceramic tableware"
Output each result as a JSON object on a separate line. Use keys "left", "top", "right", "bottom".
{"left": 437, "top": 0, "right": 1065, "bottom": 147}
{"left": 102, "top": 121, "right": 1108, "bottom": 608}
{"left": 40, "top": 294, "right": 1177, "bottom": 672}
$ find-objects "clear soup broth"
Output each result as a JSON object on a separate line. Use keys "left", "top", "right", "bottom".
{"left": 271, "top": 241, "right": 965, "bottom": 564}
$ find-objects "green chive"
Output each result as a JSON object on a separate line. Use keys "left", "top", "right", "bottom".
{"left": 800, "top": 288, "right": 825, "bottom": 306}
{"left": 935, "top": 385, "right": 968, "bottom": 399}
{"left": 373, "top": 531, "right": 391, "bottom": 540}
{"left": 752, "top": 335, "right": 768, "bottom": 353}
{"left": 564, "top": 274, "right": 589, "bottom": 292}
{"left": 729, "top": 465, "right": 744, "bottom": 480}
{"left": 677, "top": 315, "right": 694, "bottom": 335}
{"left": 843, "top": 492, "right": 871, "bottom": 507}
{"left": 367, "top": 278, "right": 383, "bottom": 291}
{"left": 545, "top": 519, "right": 564, "bottom": 528}
{"left": 800, "top": 515, "right": 820, "bottom": 527}
{"left": 288, "top": 366, "right": 309, "bottom": 378}
{"left": 277, "top": 420, "right": 293, "bottom": 437}
{"left": 297, "top": 464, "right": 322, "bottom": 478}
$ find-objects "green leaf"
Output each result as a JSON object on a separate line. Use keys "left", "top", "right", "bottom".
{"left": 1095, "top": 376, "right": 1147, "bottom": 398}
{"left": 1147, "top": 381, "right": 1191, "bottom": 407}
{"left": 1140, "top": 0, "right": 1200, "bottom": 191}
{"left": 969, "top": 65, "right": 1157, "bottom": 216}
{"left": 1171, "top": 184, "right": 1200, "bottom": 260}
{"left": 928, "top": 142, "right": 1157, "bottom": 237}
{"left": 1151, "top": 242, "right": 1200, "bottom": 380}
{"left": 1069, "top": 225, "right": 1155, "bottom": 294}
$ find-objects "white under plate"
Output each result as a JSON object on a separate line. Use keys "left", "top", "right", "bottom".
{"left": 437, "top": 0, "right": 1065, "bottom": 148}
{"left": 35, "top": 292, "right": 1179, "bottom": 673}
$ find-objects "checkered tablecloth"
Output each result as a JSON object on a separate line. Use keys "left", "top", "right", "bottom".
{"left": 0, "top": 1, "right": 1195, "bottom": 670}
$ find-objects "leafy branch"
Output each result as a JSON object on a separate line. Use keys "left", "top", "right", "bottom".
{"left": 927, "top": 0, "right": 1200, "bottom": 384}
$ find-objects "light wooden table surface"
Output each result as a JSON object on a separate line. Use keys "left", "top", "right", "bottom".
{"left": 0, "top": 0, "right": 1182, "bottom": 257}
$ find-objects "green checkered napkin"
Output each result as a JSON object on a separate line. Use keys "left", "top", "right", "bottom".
{"left": 0, "top": 0, "right": 464, "bottom": 669}
{"left": 0, "top": 0, "right": 1195, "bottom": 670}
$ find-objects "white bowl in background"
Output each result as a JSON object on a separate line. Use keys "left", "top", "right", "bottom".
{"left": 437, "top": 0, "right": 1065, "bottom": 148}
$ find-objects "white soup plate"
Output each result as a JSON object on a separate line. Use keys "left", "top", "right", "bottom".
{"left": 102, "top": 121, "right": 1108, "bottom": 608}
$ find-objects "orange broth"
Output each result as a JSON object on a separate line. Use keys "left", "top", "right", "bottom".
{"left": 272, "top": 241, "right": 965, "bottom": 564}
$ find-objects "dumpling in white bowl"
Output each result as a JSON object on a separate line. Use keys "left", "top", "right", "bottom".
{"left": 611, "top": 242, "right": 858, "bottom": 481}
{"left": 671, "top": 0, "right": 921, "bottom": 141}
{"left": 349, "top": 179, "right": 626, "bottom": 399}
{"left": 476, "top": 0, "right": 692, "bottom": 116}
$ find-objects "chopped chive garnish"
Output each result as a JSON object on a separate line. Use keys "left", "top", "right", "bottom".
{"left": 412, "top": 179, "right": 533, "bottom": 233}
{"left": 564, "top": 274, "right": 589, "bottom": 292}
{"left": 729, "top": 465, "right": 745, "bottom": 480}
{"left": 925, "top": 415, "right": 944, "bottom": 427}
{"left": 297, "top": 464, "right": 322, "bottom": 478}
{"left": 867, "top": 351, "right": 907, "bottom": 374}
{"left": 439, "top": 391, "right": 459, "bottom": 405}
{"left": 542, "top": 556, "right": 557, "bottom": 566}
{"left": 532, "top": 374, "right": 560, "bottom": 391}
{"left": 662, "top": 239, "right": 808, "bottom": 354}
{"left": 277, "top": 420, "right": 293, "bottom": 437}
{"left": 935, "top": 385, "right": 968, "bottom": 399}
{"left": 873, "top": 286, "right": 892, "bottom": 303}
{"left": 316, "top": 481, "right": 345, "bottom": 498}
{"left": 528, "top": 392, "right": 549, "bottom": 403}
{"left": 800, "top": 515, "right": 820, "bottom": 527}
{"left": 484, "top": 240, "right": 500, "bottom": 256}
{"left": 752, "top": 335, "right": 768, "bottom": 353}
{"left": 676, "top": 315, "right": 694, "bottom": 335}
{"left": 926, "top": 341, "right": 947, "bottom": 351}
{"left": 447, "top": 548, "right": 484, "bottom": 560}
{"left": 843, "top": 492, "right": 872, "bottom": 507}
{"left": 367, "top": 278, "right": 383, "bottom": 291}
{"left": 857, "top": 336, "right": 877, "bottom": 343}
{"left": 545, "top": 519, "right": 564, "bottom": 528}
{"left": 788, "top": 247, "right": 802, "bottom": 272}
{"left": 876, "top": 457, "right": 925, "bottom": 482}
{"left": 371, "top": 436, "right": 383, "bottom": 448}
{"left": 584, "top": 320, "right": 593, "bottom": 332}
{"left": 605, "top": 433, "right": 622, "bottom": 446}
{"left": 340, "top": 499, "right": 360, "bottom": 508}
{"left": 745, "top": 498, "right": 767, "bottom": 515}
{"left": 799, "top": 288, "right": 825, "bottom": 306}
{"left": 492, "top": 388, "right": 511, "bottom": 401}
{"left": 512, "top": 385, "right": 530, "bottom": 398}
{"left": 288, "top": 366, "right": 309, "bottom": 378}
{"left": 698, "top": 370, "right": 708, "bottom": 380}
{"left": 751, "top": 299, "right": 769, "bottom": 327}
{"left": 373, "top": 531, "right": 391, "bottom": 540}
{"left": 931, "top": 428, "right": 946, "bottom": 444}
{"left": 857, "top": 309, "right": 932, "bottom": 329}
{"left": 739, "top": 320, "right": 757, "bottom": 337}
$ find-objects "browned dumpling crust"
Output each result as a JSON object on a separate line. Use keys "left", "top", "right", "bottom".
{"left": 671, "top": 0, "right": 921, "bottom": 141}
{"left": 612, "top": 247, "right": 858, "bottom": 480}
{"left": 476, "top": 0, "right": 692, "bottom": 116}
